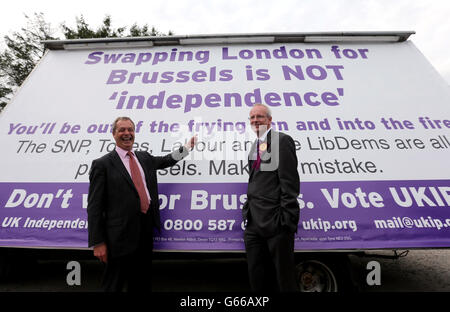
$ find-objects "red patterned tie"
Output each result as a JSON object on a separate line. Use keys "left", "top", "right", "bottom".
{"left": 127, "top": 151, "right": 149, "bottom": 214}
{"left": 252, "top": 140, "right": 261, "bottom": 171}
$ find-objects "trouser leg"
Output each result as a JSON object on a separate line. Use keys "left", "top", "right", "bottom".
{"left": 102, "top": 214, "right": 153, "bottom": 292}
{"left": 127, "top": 213, "right": 153, "bottom": 292}
{"left": 267, "top": 230, "right": 298, "bottom": 292}
{"left": 127, "top": 237, "right": 152, "bottom": 292}
{"left": 101, "top": 255, "right": 129, "bottom": 292}
{"left": 244, "top": 229, "right": 277, "bottom": 292}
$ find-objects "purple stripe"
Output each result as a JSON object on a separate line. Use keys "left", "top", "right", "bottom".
{"left": 0, "top": 180, "right": 449, "bottom": 250}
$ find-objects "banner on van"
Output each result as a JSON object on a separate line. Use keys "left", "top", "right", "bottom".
{"left": 1, "top": 41, "right": 449, "bottom": 250}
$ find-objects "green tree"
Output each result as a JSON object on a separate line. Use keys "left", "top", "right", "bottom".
{"left": 128, "top": 24, "right": 174, "bottom": 37}
{"left": 61, "top": 15, "right": 126, "bottom": 39}
{"left": 60, "top": 15, "right": 173, "bottom": 39}
{"left": 0, "top": 13, "right": 172, "bottom": 112}
{"left": 0, "top": 13, "right": 55, "bottom": 111}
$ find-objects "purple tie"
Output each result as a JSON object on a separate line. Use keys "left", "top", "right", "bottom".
{"left": 252, "top": 140, "right": 261, "bottom": 171}
{"left": 127, "top": 151, "right": 149, "bottom": 214}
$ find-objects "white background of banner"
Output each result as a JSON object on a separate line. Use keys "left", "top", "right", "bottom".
{"left": 1, "top": 41, "right": 449, "bottom": 183}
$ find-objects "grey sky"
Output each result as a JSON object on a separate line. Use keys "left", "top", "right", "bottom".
{"left": 1, "top": 0, "right": 449, "bottom": 84}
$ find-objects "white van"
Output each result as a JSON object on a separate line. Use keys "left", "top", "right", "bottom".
{"left": 1, "top": 32, "right": 449, "bottom": 291}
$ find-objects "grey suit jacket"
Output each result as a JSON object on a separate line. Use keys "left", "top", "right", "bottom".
{"left": 87, "top": 148, "right": 187, "bottom": 258}
{"left": 242, "top": 130, "right": 300, "bottom": 237}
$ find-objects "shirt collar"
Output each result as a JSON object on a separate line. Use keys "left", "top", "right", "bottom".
{"left": 116, "top": 146, "right": 134, "bottom": 158}
{"left": 257, "top": 128, "right": 271, "bottom": 142}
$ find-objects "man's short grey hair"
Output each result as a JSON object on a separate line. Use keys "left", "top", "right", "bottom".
{"left": 252, "top": 103, "right": 272, "bottom": 117}
{"left": 112, "top": 117, "right": 135, "bottom": 133}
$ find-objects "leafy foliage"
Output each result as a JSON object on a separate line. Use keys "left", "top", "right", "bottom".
{"left": 0, "top": 13, "right": 172, "bottom": 112}
{"left": 61, "top": 15, "right": 126, "bottom": 39}
{"left": 0, "top": 13, "right": 55, "bottom": 110}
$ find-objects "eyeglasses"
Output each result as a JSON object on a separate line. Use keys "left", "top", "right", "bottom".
{"left": 248, "top": 115, "right": 268, "bottom": 121}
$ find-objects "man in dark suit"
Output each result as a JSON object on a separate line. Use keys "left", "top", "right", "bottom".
{"left": 242, "top": 104, "right": 300, "bottom": 292}
{"left": 87, "top": 116, "right": 196, "bottom": 292}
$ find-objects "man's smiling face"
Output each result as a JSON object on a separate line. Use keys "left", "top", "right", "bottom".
{"left": 113, "top": 119, "right": 135, "bottom": 151}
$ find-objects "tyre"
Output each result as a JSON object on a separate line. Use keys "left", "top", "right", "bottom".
{"left": 295, "top": 254, "right": 355, "bottom": 292}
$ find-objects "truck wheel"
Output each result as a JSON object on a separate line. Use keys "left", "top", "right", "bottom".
{"left": 296, "top": 259, "right": 339, "bottom": 292}
{"left": 295, "top": 254, "right": 355, "bottom": 292}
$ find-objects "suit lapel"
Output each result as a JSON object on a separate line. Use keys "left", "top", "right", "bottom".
{"left": 109, "top": 150, "right": 135, "bottom": 190}
{"left": 248, "top": 130, "right": 274, "bottom": 178}
{"left": 248, "top": 140, "right": 258, "bottom": 179}
{"left": 263, "top": 131, "right": 272, "bottom": 160}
